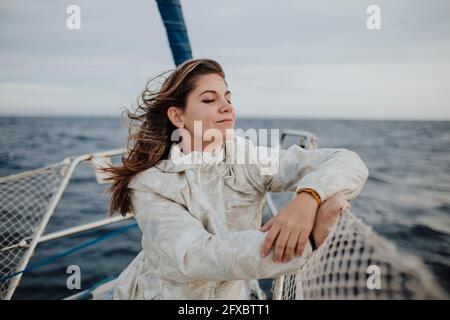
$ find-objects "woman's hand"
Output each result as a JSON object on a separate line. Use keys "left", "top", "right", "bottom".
{"left": 311, "top": 191, "right": 351, "bottom": 248}
{"left": 260, "top": 192, "right": 319, "bottom": 263}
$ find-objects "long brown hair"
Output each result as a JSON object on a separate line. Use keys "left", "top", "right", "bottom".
{"left": 102, "top": 59, "right": 226, "bottom": 216}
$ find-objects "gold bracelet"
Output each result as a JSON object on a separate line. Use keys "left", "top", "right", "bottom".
{"left": 296, "top": 188, "right": 322, "bottom": 206}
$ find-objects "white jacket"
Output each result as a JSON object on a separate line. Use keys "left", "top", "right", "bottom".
{"left": 113, "top": 133, "right": 369, "bottom": 299}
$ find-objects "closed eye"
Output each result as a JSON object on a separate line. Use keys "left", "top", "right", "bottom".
{"left": 202, "top": 99, "right": 232, "bottom": 104}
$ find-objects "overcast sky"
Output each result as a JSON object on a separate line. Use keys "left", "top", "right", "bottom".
{"left": 0, "top": 0, "right": 449, "bottom": 120}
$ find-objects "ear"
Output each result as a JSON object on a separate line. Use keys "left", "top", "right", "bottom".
{"left": 167, "top": 106, "right": 184, "bottom": 127}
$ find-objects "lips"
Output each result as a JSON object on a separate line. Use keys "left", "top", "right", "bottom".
{"left": 217, "top": 118, "right": 233, "bottom": 123}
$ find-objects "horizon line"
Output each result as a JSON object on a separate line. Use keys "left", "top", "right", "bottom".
{"left": 0, "top": 114, "right": 449, "bottom": 122}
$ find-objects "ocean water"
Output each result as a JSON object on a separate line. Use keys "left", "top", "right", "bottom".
{"left": 0, "top": 116, "right": 449, "bottom": 299}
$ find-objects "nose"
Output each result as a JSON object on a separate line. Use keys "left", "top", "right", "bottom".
{"left": 219, "top": 100, "right": 234, "bottom": 114}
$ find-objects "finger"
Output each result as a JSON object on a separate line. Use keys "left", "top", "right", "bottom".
{"left": 344, "top": 200, "right": 351, "bottom": 209}
{"left": 338, "top": 199, "right": 350, "bottom": 212}
{"left": 274, "top": 229, "right": 291, "bottom": 263}
{"left": 261, "top": 225, "right": 280, "bottom": 257}
{"left": 284, "top": 230, "right": 301, "bottom": 261}
{"left": 295, "top": 231, "right": 311, "bottom": 257}
{"left": 260, "top": 217, "right": 275, "bottom": 232}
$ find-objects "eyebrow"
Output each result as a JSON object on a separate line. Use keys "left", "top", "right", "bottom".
{"left": 198, "top": 90, "right": 231, "bottom": 97}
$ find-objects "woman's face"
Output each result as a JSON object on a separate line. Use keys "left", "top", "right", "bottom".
{"left": 180, "top": 73, "right": 236, "bottom": 150}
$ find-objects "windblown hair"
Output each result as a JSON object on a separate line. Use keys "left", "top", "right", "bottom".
{"left": 102, "top": 59, "right": 225, "bottom": 216}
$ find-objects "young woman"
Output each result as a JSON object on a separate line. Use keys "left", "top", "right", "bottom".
{"left": 104, "top": 58, "right": 369, "bottom": 299}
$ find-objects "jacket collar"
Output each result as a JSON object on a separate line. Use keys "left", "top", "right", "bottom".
{"left": 154, "top": 133, "right": 245, "bottom": 173}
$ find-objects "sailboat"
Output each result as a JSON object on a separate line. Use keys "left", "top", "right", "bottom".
{"left": 0, "top": 0, "right": 446, "bottom": 300}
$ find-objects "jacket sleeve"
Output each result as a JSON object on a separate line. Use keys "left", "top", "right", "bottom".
{"left": 244, "top": 142, "right": 370, "bottom": 202}
{"left": 132, "top": 189, "right": 313, "bottom": 283}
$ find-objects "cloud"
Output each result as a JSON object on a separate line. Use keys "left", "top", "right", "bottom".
{"left": 0, "top": 0, "right": 449, "bottom": 119}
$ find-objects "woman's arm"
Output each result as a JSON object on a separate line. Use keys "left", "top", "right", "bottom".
{"left": 244, "top": 141, "right": 369, "bottom": 262}
{"left": 245, "top": 142, "right": 370, "bottom": 202}
{"left": 132, "top": 190, "right": 313, "bottom": 283}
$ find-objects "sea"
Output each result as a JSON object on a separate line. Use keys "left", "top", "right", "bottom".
{"left": 0, "top": 116, "right": 449, "bottom": 299}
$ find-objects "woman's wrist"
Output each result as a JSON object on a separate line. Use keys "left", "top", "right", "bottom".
{"left": 294, "top": 191, "right": 320, "bottom": 211}
{"left": 296, "top": 188, "right": 321, "bottom": 207}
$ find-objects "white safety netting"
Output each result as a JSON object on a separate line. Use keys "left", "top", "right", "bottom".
{"left": 0, "top": 161, "right": 71, "bottom": 299}
{"left": 272, "top": 208, "right": 447, "bottom": 300}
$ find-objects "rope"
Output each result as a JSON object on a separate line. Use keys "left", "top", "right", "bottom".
{"left": 0, "top": 222, "right": 137, "bottom": 283}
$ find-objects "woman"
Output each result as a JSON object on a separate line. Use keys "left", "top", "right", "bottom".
{"left": 104, "top": 58, "right": 369, "bottom": 299}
